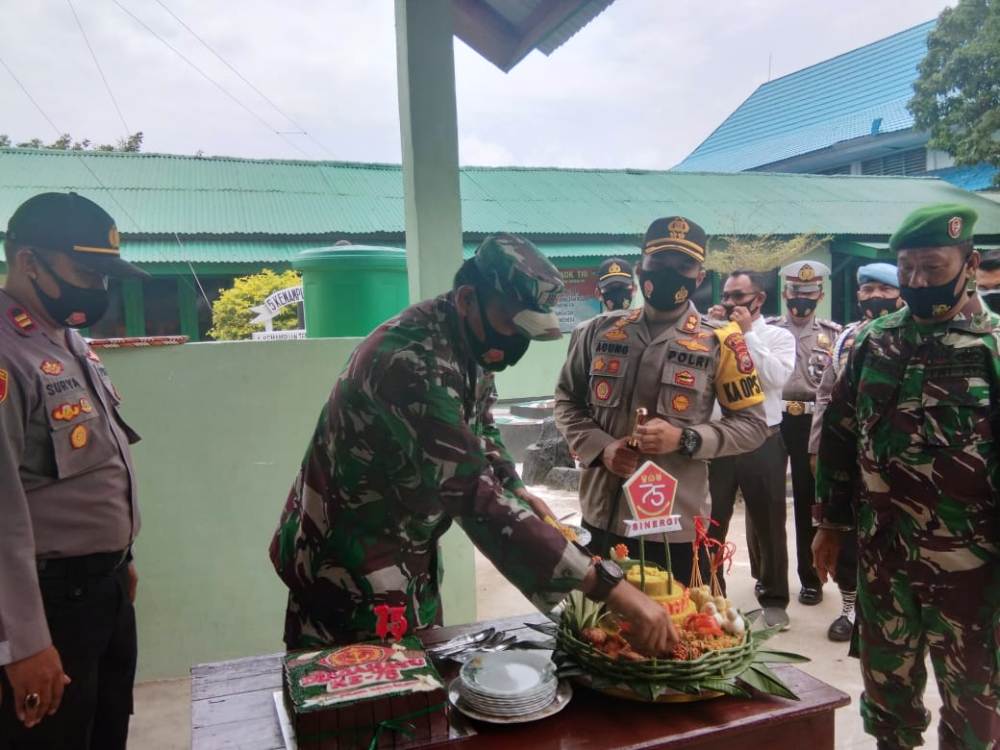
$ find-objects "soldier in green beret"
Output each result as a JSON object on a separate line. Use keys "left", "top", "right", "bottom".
{"left": 813, "top": 203, "right": 1000, "bottom": 748}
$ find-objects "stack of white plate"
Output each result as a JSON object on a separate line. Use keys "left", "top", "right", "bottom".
{"left": 456, "top": 651, "right": 557, "bottom": 718}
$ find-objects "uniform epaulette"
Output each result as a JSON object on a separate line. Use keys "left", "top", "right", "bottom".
{"left": 701, "top": 316, "right": 730, "bottom": 330}
{"left": 818, "top": 318, "right": 843, "bottom": 332}
{"left": 765, "top": 315, "right": 784, "bottom": 325}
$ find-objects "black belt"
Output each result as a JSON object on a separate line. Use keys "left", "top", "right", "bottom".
{"left": 36, "top": 548, "right": 131, "bottom": 579}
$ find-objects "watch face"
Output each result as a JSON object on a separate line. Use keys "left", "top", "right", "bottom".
{"left": 600, "top": 559, "right": 624, "bottom": 579}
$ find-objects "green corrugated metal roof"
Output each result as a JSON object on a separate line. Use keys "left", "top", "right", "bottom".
{"left": 2, "top": 149, "right": 999, "bottom": 264}
{"left": 120, "top": 240, "right": 640, "bottom": 264}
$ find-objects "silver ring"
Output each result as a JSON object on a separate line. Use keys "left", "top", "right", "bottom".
{"left": 24, "top": 692, "right": 40, "bottom": 710}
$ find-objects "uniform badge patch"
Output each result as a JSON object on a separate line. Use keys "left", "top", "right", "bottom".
{"left": 593, "top": 356, "right": 606, "bottom": 372}
{"left": 86, "top": 350, "right": 102, "bottom": 364}
{"left": 674, "top": 370, "right": 696, "bottom": 387}
{"left": 70, "top": 424, "right": 88, "bottom": 449}
{"left": 724, "top": 332, "right": 755, "bottom": 375}
{"left": 672, "top": 394, "right": 690, "bottom": 412}
{"left": 604, "top": 328, "right": 628, "bottom": 342}
{"left": 798, "top": 264, "right": 816, "bottom": 282}
{"left": 676, "top": 337, "right": 710, "bottom": 352}
{"left": 7, "top": 306, "right": 34, "bottom": 333}
{"left": 818, "top": 333, "right": 831, "bottom": 349}
{"left": 52, "top": 402, "right": 82, "bottom": 422}
{"left": 40, "top": 360, "right": 64, "bottom": 376}
{"left": 0, "top": 369, "right": 7, "bottom": 405}
{"left": 948, "top": 216, "right": 962, "bottom": 239}
{"left": 625, "top": 309, "right": 642, "bottom": 323}
{"left": 594, "top": 379, "right": 612, "bottom": 402}
{"left": 80, "top": 397, "right": 93, "bottom": 413}
{"left": 681, "top": 314, "right": 699, "bottom": 333}
{"left": 607, "top": 358, "right": 622, "bottom": 375}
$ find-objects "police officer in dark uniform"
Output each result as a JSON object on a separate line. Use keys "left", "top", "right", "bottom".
{"left": 0, "top": 193, "right": 147, "bottom": 749}
{"left": 594, "top": 257, "right": 636, "bottom": 312}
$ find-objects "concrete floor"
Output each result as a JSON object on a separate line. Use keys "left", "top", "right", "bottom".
{"left": 131, "top": 485, "right": 944, "bottom": 749}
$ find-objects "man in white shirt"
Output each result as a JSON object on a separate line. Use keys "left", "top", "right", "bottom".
{"left": 708, "top": 270, "right": 796, "bottom": 629}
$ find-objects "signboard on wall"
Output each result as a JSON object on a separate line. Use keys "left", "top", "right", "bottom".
{"left": 555, "top": 267, "right": 603, "bottom": 332}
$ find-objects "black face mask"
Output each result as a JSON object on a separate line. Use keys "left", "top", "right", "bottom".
{"left": 786, "top": 297, "right": 818, "bottom": 318}
{"left": 639, "top": 267, "right": 697, "bottom": 312}
{"left": 900, "top": 266, "right": 969, "bottom": 320}
{"left": 721, "top": 296, "right": 761, "bottom": 319}
{"left": 981, "top": 290, "right": 1000, "bottom": 314}
{"left": 464, "top": 292, "right": 529, "bottom": 372}
{"left": 31, "top": 255, "right": 109, "bottom": 328}
{"left": 858, "top": 296, "right": 900, "bottom": 319}
{"left": 601, "top": 286, "right": 632, "bottom": 311}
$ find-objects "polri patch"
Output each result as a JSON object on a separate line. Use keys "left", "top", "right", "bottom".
{"left": 40, "top": 360, "right": 64, "bottom": 376}
{"left": 70, "top": 424, "right": 88, "bottom": 449}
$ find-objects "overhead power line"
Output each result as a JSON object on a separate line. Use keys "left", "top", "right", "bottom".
{"left": 111, "top": 0, "right": 314, "bottom": 160}
{"left": 151, "top": 0, "right": 336, "bottom": 159}
{"left": 66, "top": 0, "right": 132, "bottom": 141}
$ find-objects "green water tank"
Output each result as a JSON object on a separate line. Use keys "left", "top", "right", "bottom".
{"left": 293, "top": 244, "right": 409, "bottom": 338}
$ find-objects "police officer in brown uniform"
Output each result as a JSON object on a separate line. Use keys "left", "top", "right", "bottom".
{"left": 0, "top": 193, "right": 147, "bottom": 749}
{"left": 769, "top": 261, "right": 841, "bottom": 605}
{"left": 555, "top": 217, "right": 769, "bottom": 581}
{"left": 594, "top": 257, "right": 636, "bottom": 312}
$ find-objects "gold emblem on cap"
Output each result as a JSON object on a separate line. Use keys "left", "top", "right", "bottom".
{"left": 798, "top": 264, "right": 816, "bottom": 282}
{"left": 668, "top": 218, "right": 690, "bottom": 239}
{"left": 109, "top": 225, "right": 120, "bottom": 249}
{"left": 674, "top": 286, "right": 689, "bottom": 304}
{"left": 948, "top": 216, "right": 962, "bottom": 240}
{"left": 608, "top": 262, "right": 622, "bottom": 275}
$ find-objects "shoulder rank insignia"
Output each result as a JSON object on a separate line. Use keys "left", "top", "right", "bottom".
{"left": 40, "top": 360, "right": 64, "bottom": 376}
{"left": 0, "top": 369, "right": 8, "bottom": 405}
{"left": 681, "top": 313, "right": 699, "bottom": 333}
{"left": 86, "top": 349, "right": 102, "bottom": 364}
{"left": 7, "top": 306, "right": 35, "bottom": 334}
{"left": 817, "top": 333, "right": 831, "bottom": 348}
{"left": 625, "top": 309, "right": 642, "bottom": 323}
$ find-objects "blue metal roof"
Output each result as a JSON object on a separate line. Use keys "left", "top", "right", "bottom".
{"left": 927, "top": 164, "right": 999, "bottom": 192}
{"left": 675, "top": 20, "right": 936, "bottom": 172}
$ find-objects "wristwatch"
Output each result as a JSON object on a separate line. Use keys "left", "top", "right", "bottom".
{"left": 589, "top": 559, "right": 624, "bottom": 602}
{"left": 678, "top": 427, "right": 702, "bottom": 457}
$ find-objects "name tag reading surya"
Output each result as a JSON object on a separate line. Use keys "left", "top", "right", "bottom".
{"left": 622, "top": 460, "right": 681, "bottom": 538}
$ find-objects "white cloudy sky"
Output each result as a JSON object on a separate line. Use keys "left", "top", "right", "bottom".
{"left": 0, "top": 0, "right": 952, "bottom": 169}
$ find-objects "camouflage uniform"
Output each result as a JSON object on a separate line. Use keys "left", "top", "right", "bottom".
{"left": 816, "top": 307, "right": 1000, "bottom": 748}
{"left": 269, "top": 236, "right": 591, "bottom": 648}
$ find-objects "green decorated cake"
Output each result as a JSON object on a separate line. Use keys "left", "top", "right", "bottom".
{"left": 282, "top": 636, "right": 449, "bottom": 749}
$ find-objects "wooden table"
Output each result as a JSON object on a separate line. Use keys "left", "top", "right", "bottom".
{"left": 191, "top": 614, "right": 851, "bottom": 749}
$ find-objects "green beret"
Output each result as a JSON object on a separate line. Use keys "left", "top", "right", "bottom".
{"left": 889, "top": 203, "right": 978, "bottom": 252}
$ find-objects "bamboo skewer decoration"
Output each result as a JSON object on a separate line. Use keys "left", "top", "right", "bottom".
{"left": 627, "top": 408, "right": 648, "bottom": 593}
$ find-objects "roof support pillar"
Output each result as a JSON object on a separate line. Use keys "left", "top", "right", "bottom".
{"left": 395, "top": 0, "right": 464, "bottom": 302}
